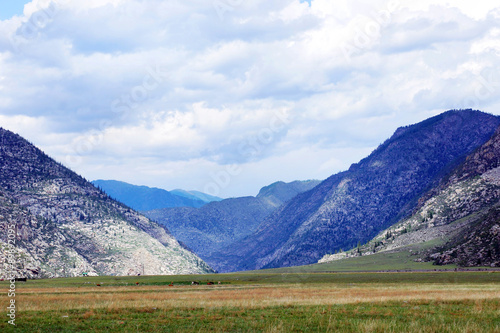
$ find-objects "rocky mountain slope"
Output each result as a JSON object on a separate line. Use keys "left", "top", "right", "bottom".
{"left": 431, "top": 124, "right": 500, "bottom": 267}
{"left": 91, "top": 180, "right": 218, "bottom": 211}
{"left": 0, "top": 128, "right": 213, "bottom": 278}
{"left": 216, "top": 110, "right": 500, "bottom": 272}
{"left": 431, "top": 205, "right": 500, "bottom": 267}
{"left": 144, "top": 180, "right": 320, "bottom": 271}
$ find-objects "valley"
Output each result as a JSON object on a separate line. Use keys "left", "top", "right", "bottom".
{"left": 2, "top": 1, "right": 500, "bottom": 331}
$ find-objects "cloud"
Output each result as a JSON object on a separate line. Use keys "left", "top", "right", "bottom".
{"left": 0, "top": 0, "right": 500, "bottom": 196}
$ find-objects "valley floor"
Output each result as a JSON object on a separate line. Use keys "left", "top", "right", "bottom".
{"left": 1, "top": 272, "right": 499, "bottom": 332}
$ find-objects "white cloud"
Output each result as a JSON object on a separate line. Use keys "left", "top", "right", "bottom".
{"left": 1, "top": 0, "right": 500, "bottom": 196}
{"left": 0, "top": 114, "right": 50, "bottom": 135}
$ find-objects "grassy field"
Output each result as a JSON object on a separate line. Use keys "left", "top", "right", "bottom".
{"left": 263, "top": 240, "right": 455, "bottom": 273}
{"left": 258, "top": 250, "right": 445, "bottom": 273}
{"left": 1, "top": 271, "right": 499, "bottom": 332}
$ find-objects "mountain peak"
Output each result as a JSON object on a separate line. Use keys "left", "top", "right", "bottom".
{"left": 256, "top": 180, "right": 321, "bottom": 206}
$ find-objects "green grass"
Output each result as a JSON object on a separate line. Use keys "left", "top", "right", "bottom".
{"left": 2, "top": 300, "right": 499, "bottom": 332}
{"left": 255, "top": 248, "right": 456, "bottom": 274}
{"left": 2, "top": 271, "right": 499, "bottom": 288}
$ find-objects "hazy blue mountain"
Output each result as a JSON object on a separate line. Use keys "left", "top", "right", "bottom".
{"left": 170, "top": 189, "right": 223, "bottom": 204}
{"left": 213, "top": 110, "right": 500, "bottom": 272}
{"left": 91, "top": 180, "right": 217, "bottom": 211}
{"left": 144, "top": 180, "right": 321, "bottom": 272}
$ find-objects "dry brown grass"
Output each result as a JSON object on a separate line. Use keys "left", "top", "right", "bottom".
{"left": 16, "top": 283, "right": 500, "bottom": 312}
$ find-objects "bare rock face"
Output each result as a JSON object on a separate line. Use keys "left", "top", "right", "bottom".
{"left": 0, "top": 128, "right": 213, "bottom": 279}
{"left": 431, "top": 206, "right": 500, "bottom": 267}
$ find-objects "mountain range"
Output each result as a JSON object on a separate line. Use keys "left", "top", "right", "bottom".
{"left": 2, "top": 109, "right": 500, "bottom": 278}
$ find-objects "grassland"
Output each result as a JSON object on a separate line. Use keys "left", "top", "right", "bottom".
{"left": 261, "top": 249, "right": 444, "bottom": 273}
{"left": 1, "top": 271, "right": 499, "bottom": 332}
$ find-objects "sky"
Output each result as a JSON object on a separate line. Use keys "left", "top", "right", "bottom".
{"left": 0, "top": 0, "right": 500, "bottom": 198}
{"left": 0, "top": 0, "right": 28, "bottom": 20}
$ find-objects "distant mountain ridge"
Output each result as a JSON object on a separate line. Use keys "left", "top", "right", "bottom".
{"left": 170, "top": 189, "right": 223, "bottom": 204}
{"left": 91, "top": 180, "right": 222, "bottom": 211}
{"left": 214, "top": 110, "right": 500, "bottom": 272}
{"left": 256, "top": 180, "right": 321, "bottom": 207}
{"left": 144, "top": 179, "right": 321, "bottom": 272}
{"left": 0, "top": 128, "right": 213, "bottom": 278}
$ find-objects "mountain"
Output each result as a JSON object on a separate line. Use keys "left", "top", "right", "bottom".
{"left": 321, "top": 123, "right": 500, "bottom": 268}
{"left": 425, "top": 124, "right": 500, "bottom": 267}
{"left": 91, "top": 180, "right": 220, "bottom": 211}
{"left": 144, "top": 180, "right": 320, "bottom": 272}
{"left": 215, "top": 110, "right": 500, "bottom": 272}
{"left": 0, "top": 128, "right": 213, "bottom": 278}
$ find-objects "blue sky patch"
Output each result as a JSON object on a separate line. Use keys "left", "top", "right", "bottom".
{"left": 0, "top": 0, "right": 29, "bottom": 20}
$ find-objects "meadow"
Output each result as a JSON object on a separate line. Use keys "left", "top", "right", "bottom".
{"left": 1, "top": 271, "right": 499, "bottom": 332}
